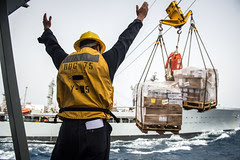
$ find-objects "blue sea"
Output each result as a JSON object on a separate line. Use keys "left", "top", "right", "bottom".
{"left": 0, "top": 129, "right": 240, "bottom": 160}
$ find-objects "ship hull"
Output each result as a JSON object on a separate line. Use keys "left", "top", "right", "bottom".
{"left": 0, "top": 108, "right": 239, "bottom": 142}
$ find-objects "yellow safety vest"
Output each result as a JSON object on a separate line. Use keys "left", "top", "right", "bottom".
{"left": 57, "top": 47, "right": 114, "bottom": 119}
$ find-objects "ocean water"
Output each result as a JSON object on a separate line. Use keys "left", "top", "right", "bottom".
{"left": 0, "top": 129, "right": 240, "bottom": 160}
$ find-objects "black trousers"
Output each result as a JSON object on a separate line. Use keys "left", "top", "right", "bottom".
{"left": 51, "top": 119, "right": 112, "bottom": 160}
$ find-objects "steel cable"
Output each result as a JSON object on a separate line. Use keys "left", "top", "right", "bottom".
{"left": 117, "top": 0, "right": 197, "bottom": 76}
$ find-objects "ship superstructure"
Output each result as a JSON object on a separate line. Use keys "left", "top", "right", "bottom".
{"left": 0, "top": 107, "right": 239, "bottom": 141}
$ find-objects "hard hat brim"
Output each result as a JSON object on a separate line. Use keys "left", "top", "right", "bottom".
{"left": 74, "top": 38, "right": 106, "bottom": 53}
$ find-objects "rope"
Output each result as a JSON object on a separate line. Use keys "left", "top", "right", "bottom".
{"left": 117, "top": 0, "right": 197, "bottom": 76}
{"left": 178, "top": 0, "right": 183, "bottom": 5}
{"left": 184, "top": 0, "right": 197, "bottom": 14}
{"left": 187, "top": 24, "right": 193, "bottom": 67}
{"left": 179, "top": 25, "right": 191, "bottom": 69}
{"left": 125, "top": 25, "right": 158, "bottom": 59}
{"left": 194, "top": 24, "right": 218, "bottom": 106}
{"left": 143, "top": 42, "right": 159, "bottom": 82}
{"left": 116, "top": 26, "right": 172, "bottom": 77}
{"left": 181, "top": 15, "right": 218, "bottom": 109}
{"left": 159, "top": 38, "right": 167, "bottom": 73}
{"left": 176, "top": 29, "right": 182, "bottom": 53}
{"left": 115, "top": 41, "right": 155, "bottom": 76}
{"left": 195, "top": 28, "right": 215, "bottom": 70}
{"left": 193, "top": 26, "right": 207, "bottom": 69}
{"left": 149, "top": 0, "right": 158, "bottom": 10}
{"left": 136, "top": 0, "right": 199, "bottom": 122}
{"left": 135, "top": 40, "right": 159, "bottom": 123}
{"left": 125, "top": 0, "right": 160, "bottom": 60}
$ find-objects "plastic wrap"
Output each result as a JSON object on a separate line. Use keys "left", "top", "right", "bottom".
{"left": 174, "top": 67, "right": 218, "bottom": 103}
{"left": 136, "top": 81, "right": 182, "bottom": 125}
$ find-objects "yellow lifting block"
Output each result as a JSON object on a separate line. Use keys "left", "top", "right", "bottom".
{"left": 161, "top": 1, "right": 192, "bottom": 28}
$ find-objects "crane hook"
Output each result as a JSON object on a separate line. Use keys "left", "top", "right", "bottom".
{"left": 158, "top": 21, "right": 163, "bottom": 31}
{"left": 177, "top": 28, "right": 182, "bottom": 34}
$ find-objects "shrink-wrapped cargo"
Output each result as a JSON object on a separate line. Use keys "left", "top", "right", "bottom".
{"left": 173, "top": 67, "right": 218, "bottom": 110}
{"left": 136, "top": 81, "right": 182, "bottom": 133}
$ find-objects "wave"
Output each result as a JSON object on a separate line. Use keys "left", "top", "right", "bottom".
{"left": 111, "top": 148, "right": 120, "bottom": 153}
{"left": 0, "top": 150, "right": 14, "bottom": 160}
{"left": 0, "top": 129, "right": 239, "bottom": 159}
{"left": 111, "top": 129, "right": 239, "bottom": 155}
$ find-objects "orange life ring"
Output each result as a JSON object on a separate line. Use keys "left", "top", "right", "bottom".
{"left": 22, "top": 108, "right": 31, "bottom": 114}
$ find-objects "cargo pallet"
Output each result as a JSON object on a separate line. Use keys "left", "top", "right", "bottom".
{"left": 183, "top": 101, "right": 217, "bottom": 112}
{"left": 136, "top": 120, "right": 181, "bottom": 135}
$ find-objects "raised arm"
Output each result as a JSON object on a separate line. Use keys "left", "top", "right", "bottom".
{"left": 102, "top": 2, "right": 149, "bottom": 82}
{"left": 136, "top": 2, "right": 149, "bottom": 22}
{"left": 38, "top": 13, "right": 68, "bottom": 70}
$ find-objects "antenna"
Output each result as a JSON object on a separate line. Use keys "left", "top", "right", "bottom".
{"left": 46, "top": 79, "right": 55, "bottom": 112}
{"left": 1, "top": 94, "right": 6, "bottom": 112}
{"left": 23, "top": 86, "right": 28, "bottom": 108}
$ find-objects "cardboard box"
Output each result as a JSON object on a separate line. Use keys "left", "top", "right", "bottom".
{"left": 137, "top": 81, "right": 183, "bottom": 124}
{"left": 174, "top": 67, "right": 206, "bottom": 79}
{"left": 144, "top": 97, "right": 169, "bottom": 107}
{"left": 180, "top": 88, "right": 216, "bottom": 102}
{"left": 167, "top": 114, "right": 182, "bottom": 125}
{"left": 144, "top": 104, "right": 182, "bottom": 115}
{"left": 144, "top": 114, "right": 182, "bottom": 125}
{"left": 176, "top": 78, "right": 205, "bottom": 89}
{"left": 174, "top": 67, "right": 218, "bottom": 103}
{"left": 144, "top": 107, "right": 168, "bottom": 115}
{"left": 168, "top": 104, "right": 182, "bottom": 114}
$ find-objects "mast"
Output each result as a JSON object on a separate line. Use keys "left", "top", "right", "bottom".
{"left": 23, "top": 86, "right": 28, "bottom": 108}
{"left": 46, "top": 79, "right": 55, "bottom": 112}
{"left": 1, "top": 94, "right": 6, "bottom": 112}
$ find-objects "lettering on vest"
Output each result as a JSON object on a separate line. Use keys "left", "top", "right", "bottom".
{"left": 64, "top": 62, "right": 94, "bottom": 71}
{"left": 71, "top": 84, "right": 90, "bottom": 93}
{"left": 64, "top": 63, "right": 78, "bottom": 70}
{"left": 63, "top": 53, "right": 99, "bottom": 63}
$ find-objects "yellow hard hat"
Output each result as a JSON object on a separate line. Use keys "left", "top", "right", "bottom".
{"left": 74, "top": 31, "right": 106, "bottom": 53}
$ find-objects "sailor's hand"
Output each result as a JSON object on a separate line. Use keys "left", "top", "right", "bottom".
{"left": 43, "top": 13, "right": 52, "bottom": 30}
{"left": 136, "top": 2, "right": 148, "bottom": 22}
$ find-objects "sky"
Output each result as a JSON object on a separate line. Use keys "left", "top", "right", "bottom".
{"left": 0, "top": 0, "right": 240, "bottom": 108}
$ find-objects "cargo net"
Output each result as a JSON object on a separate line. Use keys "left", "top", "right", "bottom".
{"left": 136, "top": 81, "right": 183, "bottom": 134}
{"left": 174, "top": 67, "right": 218, "bottom": 112}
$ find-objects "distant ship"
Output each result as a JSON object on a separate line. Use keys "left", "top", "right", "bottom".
{"left": 0, "top": 106, "right": 240, "bottom": 142}
{"left": 0, "top": 80, "right": 240, "bottom": 142}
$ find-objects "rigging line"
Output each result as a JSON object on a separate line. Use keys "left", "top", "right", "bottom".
{"left": 178, "top": 0, "right": 183, "bottom": 5}
{"left": 187, "top": 27, "right": 193, "bottom": 67}
{"left": 125, "top": 23, "right": 171, "bottom": 60}
{"left": 195, "top": 29, "right": 215, "bottom": 70}
{"left": 143, "top": 42, "right": 159, "bottom": 82}
{"left": 184, "top": 0, "right": 197, "bottom": 14}
{"left": 125, "top": 25, "right": 158, "bottom": 59}
{"left": 118, "top": 0, "right": 196, "bottom": 75}
{"left": 161, "top": 35, "right": 169, "bottom": 58}
{"left": 138, "top": 42, "right": 159, "bottom": 122}
{"left": 195, "top": 28, "right": 218, "bottom": 105}
{"left": 194, "top": 23, "right": 218, "bottom": 106}
{"left": 179, "top": 27, "right": 191, "bottom": 68}
{"left": 127, "top": 0, "right": 195, "bottom": 60}
{"left": 116, "top": 26, "right": 171, "bottom": 77}
{"left": 125, "top": 0, "right": 160, "bottom": 59}
{"left": 149, "top": 0, "right": 158, "bottom": 10}
{"left": 137, "top": 41, "right": 158, "bottom": 85}
{"left": 115, "top": 41, "right": 155, "bottom": 77}
{"left": 159, "top": 38, "right": 167, "bottom": 74}
{"left": 135, "top": 41, "right": 158, "bottom": 121}
{"left": 194, "top": 28, "right": 207, "bottom": 69}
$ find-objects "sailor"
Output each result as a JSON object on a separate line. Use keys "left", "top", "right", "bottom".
{"left": 38, "top": 2, "right": 148, "bottom": 160}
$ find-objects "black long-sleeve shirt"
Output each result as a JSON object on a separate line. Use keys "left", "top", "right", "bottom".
{"left": 38, "top": 19, "right": 143, "bottom": 82}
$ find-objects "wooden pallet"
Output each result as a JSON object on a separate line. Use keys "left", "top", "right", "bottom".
{"left": 136, "top": 120, "right": 181, "bottom": 135}
{"left": 183, "top": 101, "right": 217, "bottom": 112}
